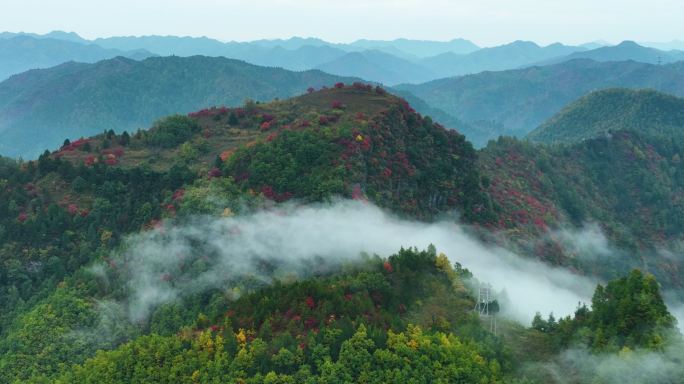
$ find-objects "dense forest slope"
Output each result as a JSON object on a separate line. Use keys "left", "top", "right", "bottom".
{"left": 45, "top": 84, "right": 490, "bottom": 220}
{"left": 479, "top": 132, "right": 684, "bottom": 288}
{"left": 528, "top": 89, "right": 684, "bottom": 144}
{"left": 0, "top": 56, "right": 356, "bottom": 159}
{"left": 398, "top": 59, "right": 684, "bottom": 146}
{"left": 0, "top": 85, "right": 496, "bottom": 382}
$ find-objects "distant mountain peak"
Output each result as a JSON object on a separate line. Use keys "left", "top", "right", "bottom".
{"left": 43, "top": 30, "right": 86, "bottom": 43}
{"left": 507, "top": 40, "right": 540, "bottom": 48}
{"left": 616, "top": 40, "right": 642, "bottom": 48}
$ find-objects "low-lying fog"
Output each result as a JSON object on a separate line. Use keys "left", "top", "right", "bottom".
{"left": 110, "top": 200, "right": 634, "bottom": 325}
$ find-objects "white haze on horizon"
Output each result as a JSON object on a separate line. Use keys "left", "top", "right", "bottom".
{"left": 108, "top": 200, "right": 609, "bottom": 325}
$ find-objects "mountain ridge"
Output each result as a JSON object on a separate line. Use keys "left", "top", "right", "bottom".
{"left": 0, "top": 55, "right": 358, "bottom": 159}
{"left": 0, "top": 35, "right": 154, "bottom": 81}
{"left": 398, "top": 59, "right": 684, "bottom": 146}
{"left": 528, "top": 88, "right": 684, "bottom": 144}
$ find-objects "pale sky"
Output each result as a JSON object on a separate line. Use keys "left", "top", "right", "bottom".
{"left": 1, "top": 0, "right": 683, "bottom": 46}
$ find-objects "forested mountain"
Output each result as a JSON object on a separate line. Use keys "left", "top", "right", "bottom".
{"left": 528, "top": 89, "right": 684, "bottom": 144}
{"left": 0, "top": 85, "right": 491, "bottom": 381}
{"left": 479, "top": 131, "right": 684, "bottom": 289}
{"left": 398, "top": 59, "right": 684, "bottom": 146}
{"left": 0, "top": 56, "right": 356, "bottom": 159}
{"left": 0, "top": 84, "right": 681, "bottom": 383}
{"left": 0, "top": 35, "right": 153, "bottom": 81}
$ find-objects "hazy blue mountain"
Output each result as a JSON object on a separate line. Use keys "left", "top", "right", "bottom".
{"left": 237, "top": 45, "right": 348, "bottom": 71}
{"left": 92, "top": 35, "right": 349, "bottom": 71}
{"left": 419, "top": 40, "right": 586, "bottom": 78}
{"left": 528, "top": 88, "right": 684, "bottom": 144}
{"left": 349, "top": 38, "right": 480, "bottom": 57}
{"left": 398, "top": 59, "right": 684, "bottom": 146}
{"left": 0, "top": 30, "right": 87, "bottom": 43}
{"left": 580, "top": 40, "right": 611, "bottom": 49}
{"left": 344, "top": 45, "right": 421, "bottom": 61}
{"left": 316, "top": 50, "right": 436, "bottom": 85}
{"left": 0, "top": 35, "right": 153, "bottom": 80}
{"left": 538, "top": 41, "right": 684, "bottom": 66}
{"left": 93, "top": 35, "right": 232, "bottom": 56}
{"left": 94, "top": 35, "right": 343, "bottom": 59}
{"left": 0, "top": 56, "right": 357, "bottom": 159}
{"left": 641, "top": 39, "right": 684, "bottom": 51}
{"left": 249, "top": 37, "right": 333, "bottom": 49}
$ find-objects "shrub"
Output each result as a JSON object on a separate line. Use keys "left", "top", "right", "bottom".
{"left": 147, "top": 115, "right": 201, "bottom": 148}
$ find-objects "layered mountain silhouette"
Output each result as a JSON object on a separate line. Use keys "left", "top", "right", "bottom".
{"left": 535, "top": 40, "right": 684, "bottom": 66}
{"left": 399, "top": 59, "right": 684, "bottom": 146}
{"left": 0, "top": 35, "right": 153, "bottom": 80}
{"left": 4, "top": 31, "right": 682, "bottom": 86}
{"left": 0, "top": 56, "right": 356, "bottom": 158}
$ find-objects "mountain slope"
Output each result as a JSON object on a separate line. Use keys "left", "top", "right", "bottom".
{"left": 528, "top": 88, "right": 684, "bottom": 144}
{"left": 0, "top": 56, "right": 357, "bottom": 159}
{"left": 316, "top": 50, "right": 436, "bottom": 85}
{"left": 27, "top": 83, "right": 490, "bottom": 220}
{"left": 398, "top": 59, "right": 684, "bottom": 146}
{"left": 479, "top": 133, "right": 684, "bottom": 288}
{"left": 0, "top": 35, "right": 153, "bottom": 81}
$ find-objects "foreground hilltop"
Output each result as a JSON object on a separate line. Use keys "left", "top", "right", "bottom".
{"left": 16, "top": 83, "right": 684, "bottom": 288}
{"left": 50, "top": 83, "right": 491, "bottom": 221}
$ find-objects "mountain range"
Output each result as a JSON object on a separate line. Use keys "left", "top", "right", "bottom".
{"left": 3, "top": 31, "right": 684, "bottom": 86}
{"left": 399, "top": 59, "right": 684, "bottom": 146}
{"left": 5, "top": 55, "right": 684, "bottom": 158}
{"left": 420, "top": 40, "right": 587, "bottom": 78}
{"left": 0, "top": 56, "right": 355, "bottom": 158}
{"left": 536, "top": 40, "right": 684, "bottom": 66}
{"left": 315, "top": 50, "right": 437, "bottom": 85}
{"left": 0, "top": 35, "right": 153, "bottom": 81}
